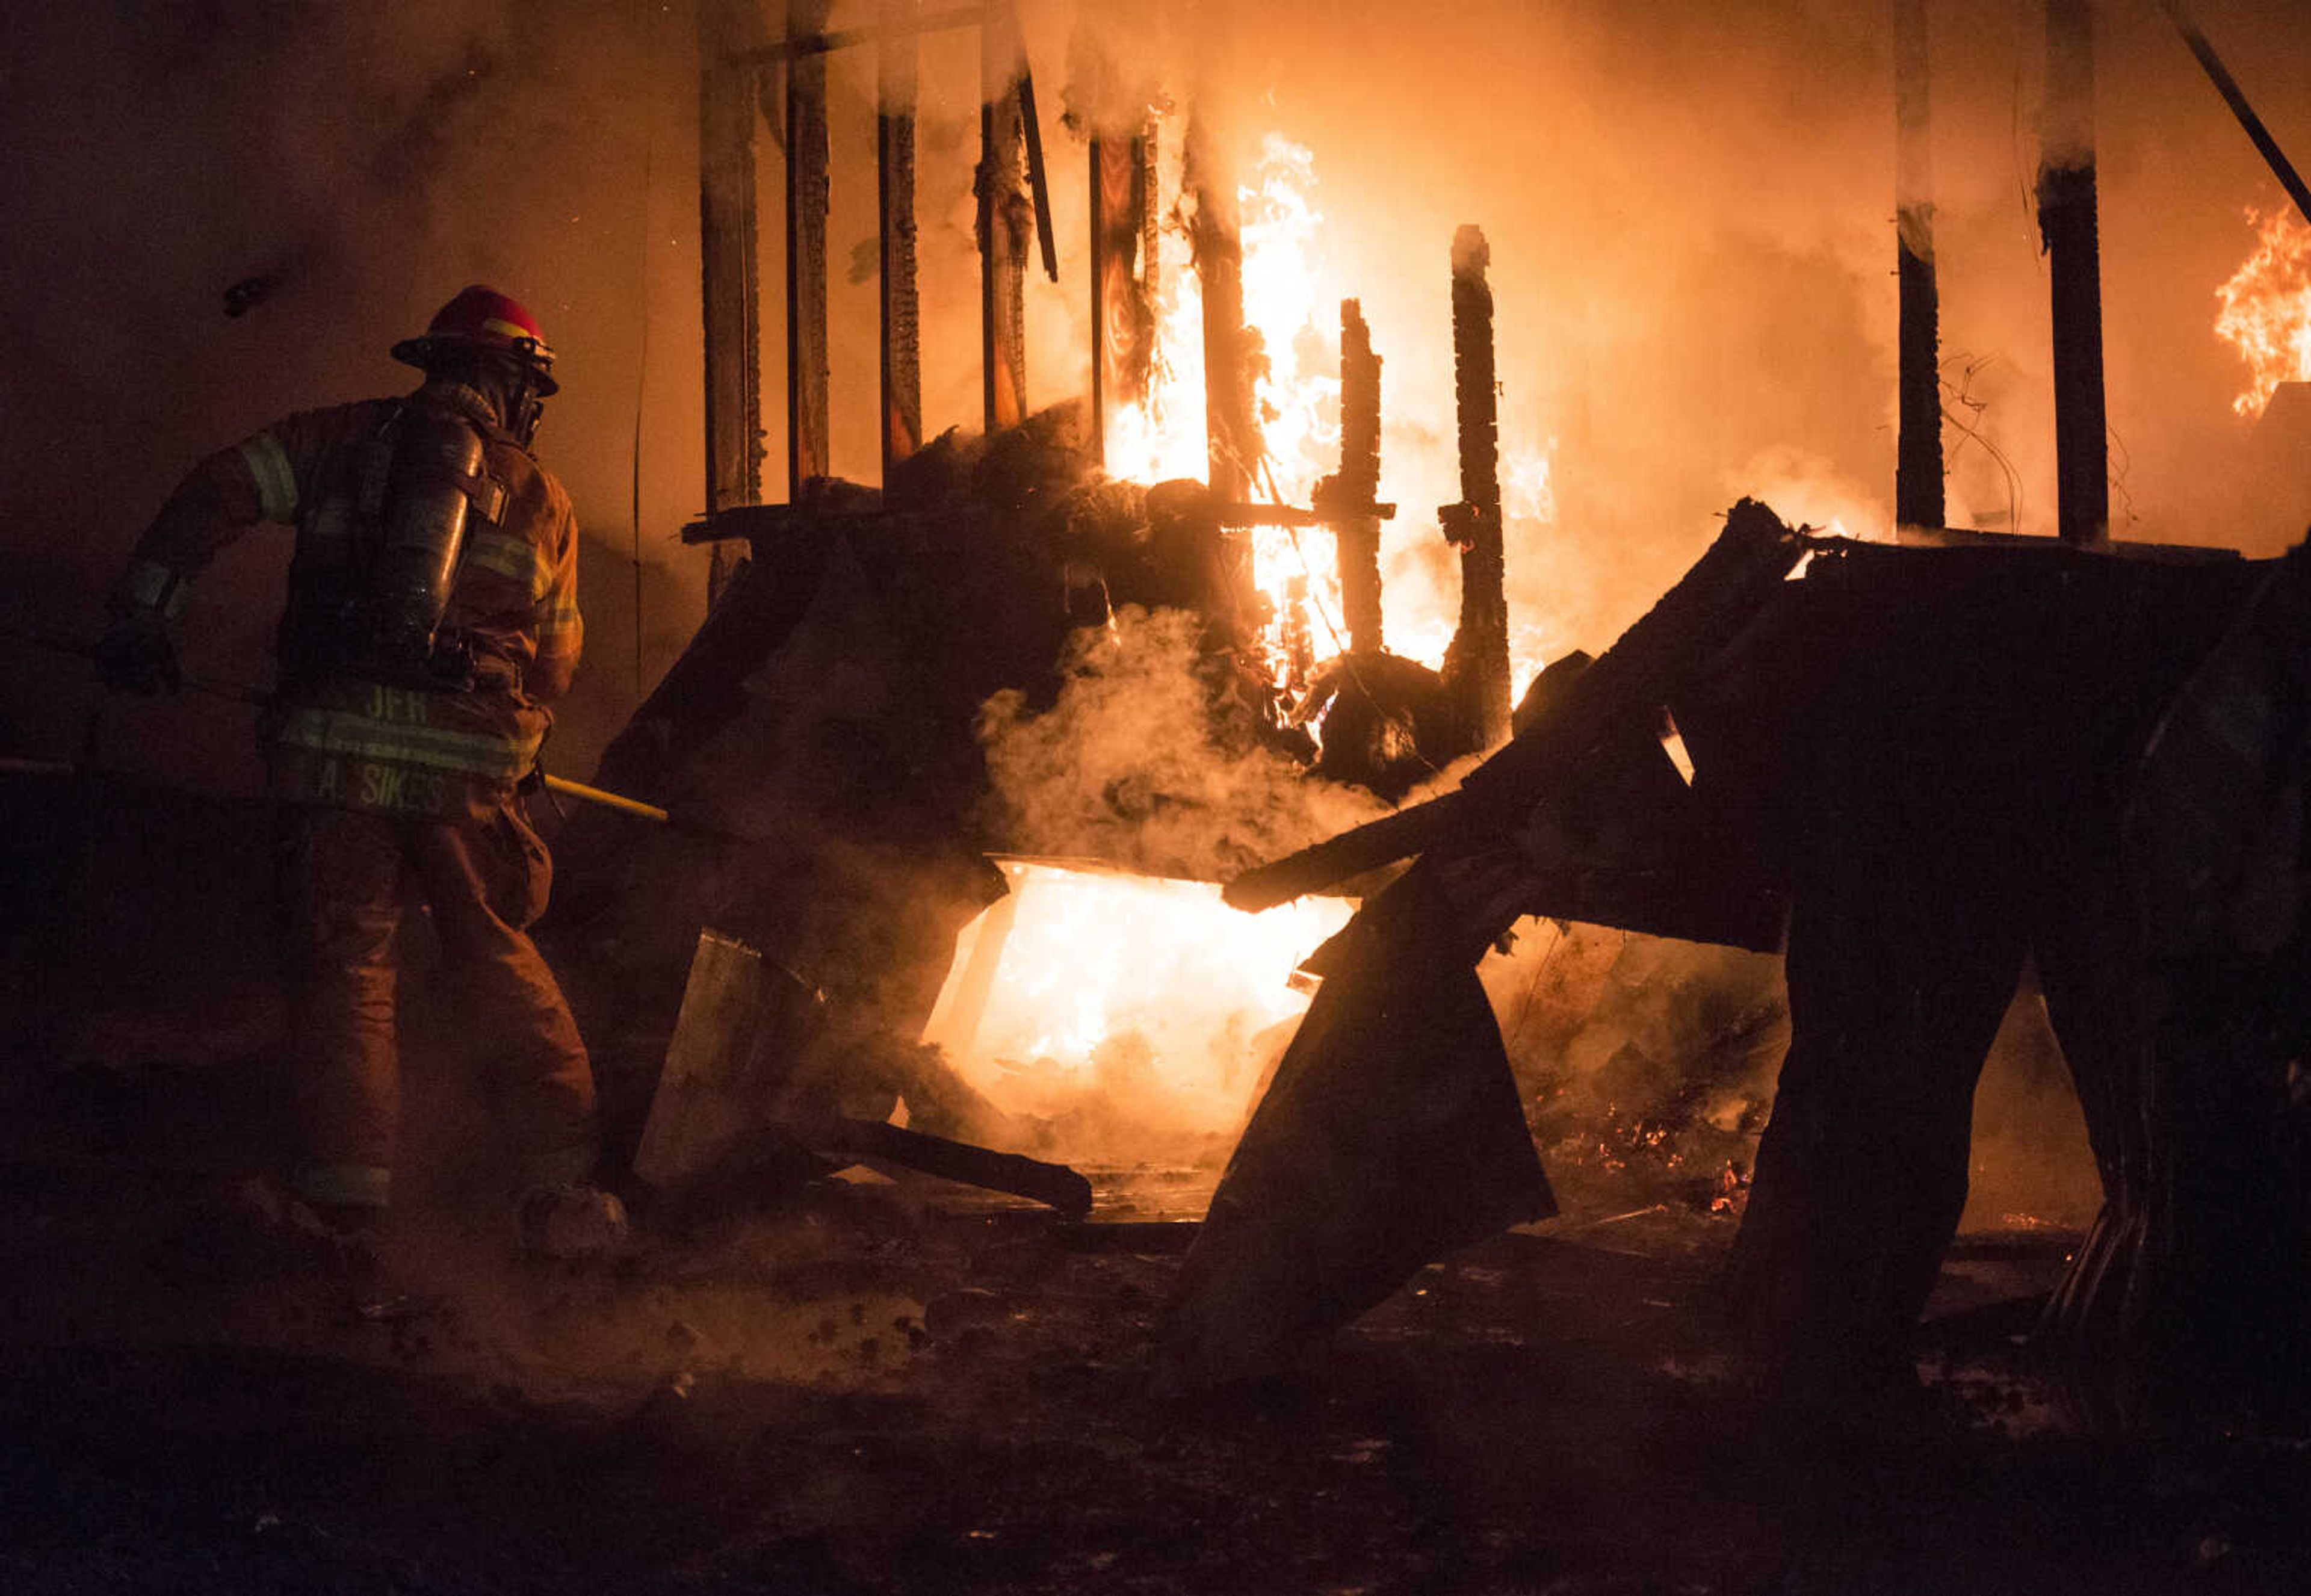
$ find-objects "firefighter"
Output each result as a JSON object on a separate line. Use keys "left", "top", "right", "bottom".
{"left": 96, "top": 285, "right": 624, "bottom": 1257}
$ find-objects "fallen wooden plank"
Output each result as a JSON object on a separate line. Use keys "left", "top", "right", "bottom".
{"left": 803, "top": 1118, "right": 1092, "bottom": 1219}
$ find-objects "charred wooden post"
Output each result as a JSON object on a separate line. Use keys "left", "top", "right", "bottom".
{"left": 1089, "top": 125, "right": 1155, "bottom": 466}
{"left": 878, "top": 0, "right": 923, "bottom": 475}
{"left": 1187, "top": 111, "right": 1257, "bottom": 503}
{"left": 698, "top": 0, "right": 767, "bottom": 602}
{"left": 1894, "top": 0, "right": 1945, "bottom": 531}
{"left": 1075, "top": 29, "right": 1157, "bottom": 467}
{"left": 1316, "top": 298, "right": 1385, "bottom": 655}
{"left": 786, "top": 0, "right": 835, "bottom": 492}
{"left": 979, "top": 5, "right": 1030, "bottom": 431}
{"left": 2040, "top": 0, "right": 2109, "bottom": 546}
{"left": 1442, "top": 224, "right": 1512, "bottom": 749}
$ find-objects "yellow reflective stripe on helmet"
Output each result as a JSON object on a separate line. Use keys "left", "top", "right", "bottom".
{"left": 465, "top": 528, "right": 552, "bottom": 599}
{"left": 273, "top": 707, "right": 542, "bottom": 779}
{"left": 238, "top": 431, "right": 300, "bottom": 524}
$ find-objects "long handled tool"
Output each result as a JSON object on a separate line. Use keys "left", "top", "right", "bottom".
{"left": 5, "top": 622, "right": 734, "bottom": 840}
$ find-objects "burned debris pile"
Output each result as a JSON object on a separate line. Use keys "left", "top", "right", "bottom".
{"left": 1180, "top": 502, "right": 2311, "bottom": 1424}
{"left": 540, "top": 404, "right": 1440, "bottom": 1206}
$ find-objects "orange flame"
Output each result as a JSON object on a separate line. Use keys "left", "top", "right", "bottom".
{"left": 2216, "top": 206, "right": 2311, "bottom": 419}
{"left": 1102, "top": 126, "right": 1558, "bottom": 698}
{"left": 920, "top": 860, "right": 1356, "bottom": 1134}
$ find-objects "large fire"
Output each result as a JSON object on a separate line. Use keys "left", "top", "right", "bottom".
{"left": 920, "top": 859, "right": 1356, "bottom": 1136}
{"left": 2216, "top": 205, "right": 2311, "bottom": 419}
{"left": 1101, "top": 128, "right": 1553, "bottom": 691}
{"left": 935, "top": 128, "right": 1563, "bottom": 1144}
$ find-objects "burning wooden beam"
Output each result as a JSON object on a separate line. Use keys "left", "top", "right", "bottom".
{"left": 698, "top": 0, "right": 767, "bottom": 602}
{"left": 979, "top": 4, "right": 1030, "bottom": 431}
{"left": 879, "top": 0, "right": 923, "bottom": 474}
{"left": 1317, "top": 298, "right": 1385, "bottom": 656}
{"left": 1894, "top": 0, "right": 1945, "bottom": 533}
{"left": 1442, "top": 224, "right": 1512, "bottom": 749}
{"left": 1089, "top": 125, "right": 1154, "bottom": 468}
{"left": 787, "top": 0, "right": 835, "bottom": 492}
{"left": 1187, "top": 110, "right": 1257, "bottom": 503}
{"left": 2039, "top": 0, "right": 2108, "bottom": 546}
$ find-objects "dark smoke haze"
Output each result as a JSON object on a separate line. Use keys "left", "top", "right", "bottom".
{"left": 2, "top": 0, "right": 2307, "bottom": 785}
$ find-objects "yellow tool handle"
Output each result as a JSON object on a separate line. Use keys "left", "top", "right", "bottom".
{"left": 540, "top": 773, "right": 669, "bottom": 826}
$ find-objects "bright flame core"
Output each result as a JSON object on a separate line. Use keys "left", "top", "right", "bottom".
{"left": 1101, "top": 124, "right": 1556, "bottom": 705}
{"left": 2217, "top": 206, "right": 2311, "bottom": 419}
{"left": 920, "top": 860, "right": 1356, "bottom": 1136}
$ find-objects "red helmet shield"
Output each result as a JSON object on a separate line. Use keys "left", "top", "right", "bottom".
{"left": 391, "top": 284, "right": 558, "bottom": 394}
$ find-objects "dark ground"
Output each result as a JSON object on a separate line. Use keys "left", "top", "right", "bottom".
{"left": 2, "top": 1085, "right": 2309, "bottom": 1596}
{"left": 4, "top": 778, "right": 2310, "bottom": 1594}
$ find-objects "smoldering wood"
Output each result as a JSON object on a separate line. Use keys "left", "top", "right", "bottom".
{"left": 1319, "top": 298, "right": 1386, "bottom": 656}
{"left": 1442, "top": 225, "right": 1512, "bottom": 747}
{"left": 879, "top": 0, "right": 924, "bottom": 474}
{"left": 1089, "top": 130, "right": 1153, "bottom": 463}
{"left": 698, "top": 0, "right": 768, "bottom": 603}
{"left": 1013, "top": 23, "right": 1060, "bottom": 286}
{"left": 1186, "top": 111, "right": 1257, "bottom": 503}
{"left": 806, "top": 1119, "right": 1093, "bottom": 1219}
{"left": 1894, "top": 0, "right": 1945, "bottom": 532}
{"left": 2040, "top": 0, "right": 2108, "bottom": 546}
{"left": 1157, "top": 865, "right": 1556, "bottom": 1391}
{"left": 1222, "top": 499, "right": 1807, "bottom": 913}
{"left": 726, "top": 4, "right": 991, "bottom": 67}
{"left": 787, "top": 0, "right": 835, "bottom": 492}
{"left": 979, "top": 6, "right": 1030, "bottom": 431}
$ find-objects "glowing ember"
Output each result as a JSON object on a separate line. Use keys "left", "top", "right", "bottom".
{"left": 2215, "top": 206, "right": 2311, "bottom": 419}
{"left": 920, "top": 860, "right": 1356, "bottom": 1134}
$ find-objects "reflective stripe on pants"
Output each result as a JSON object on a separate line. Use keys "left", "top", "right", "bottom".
{"left": 280, "top": 802, "right": 597, "bottom": 1207}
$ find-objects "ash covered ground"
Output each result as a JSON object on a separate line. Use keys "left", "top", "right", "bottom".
{"left": 4, "top": 777, "right": 2308, "bottom": 1595}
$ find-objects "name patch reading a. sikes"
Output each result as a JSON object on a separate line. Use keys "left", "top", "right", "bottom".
{"left": 310, "top": 754, "right": 448, "bottom": 815}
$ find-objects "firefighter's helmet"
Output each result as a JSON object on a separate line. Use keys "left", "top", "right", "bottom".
{"left": 391, "top": 285, "right": 558, "bottom": 395}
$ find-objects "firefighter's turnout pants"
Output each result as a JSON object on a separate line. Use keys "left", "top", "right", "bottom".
{"left": 282, "top": 800, "right": 597, "bottom": 1212}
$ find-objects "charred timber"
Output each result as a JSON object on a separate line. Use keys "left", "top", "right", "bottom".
{"left": 2040, "top": 0, "right": 2109, "bottom": 546}
{"left": 1187, "top": 113, "right": 1258, "bottom": 503}
{"left": 803, "top": 1118, "right": 1094, "bottom": 1219}
{"left": 1894, "top": 0, "right": 1945, "bottom": 531}
{"left": 787, "top": 0, "right": 835, "bottom": 490}
{"left": 698, "top": 0, "right": 768, "bottom": 601}
{"left": 1316, "top": 298, "right": 1386, "bottom": 655}
{"left": 727, "top": 4, "right": 989, "bottom": 66}
{"left": 979, "top": 7, "right": 1031, "bottom": 431}
{"left": 1442, "top": 225, "right": 1512, "bottom": 747}
{"left": 1089, "top": 128, "right": 1154, "bottom": 463}
{"left": 879, "top": 0, "right": 923, "bottom": 472}
{"left": 1014, "top": 29, "right": 1060, "bottom": 286}
{"left": 1222, "top": 500, "right": 1807, "bottom": 912}
{"left": 2158, "top": 0, "right": 2311, "bottom": 226}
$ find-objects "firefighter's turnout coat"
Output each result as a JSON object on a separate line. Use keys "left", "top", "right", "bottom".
{"left": 114, "top": 380, "right": 583, "bottom": 823}
{"left": 111, "top": 380, "right": 596, "bottom": 1212}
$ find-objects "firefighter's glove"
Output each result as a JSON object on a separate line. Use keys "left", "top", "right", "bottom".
{"left": 95, "top": 615, "right": 181, "bottom": 696}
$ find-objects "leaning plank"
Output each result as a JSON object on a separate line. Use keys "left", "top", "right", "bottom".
{"left": 1222, "top": 498, "right": 1804, "bottom": 912}
{"left": 803, "top": 1118, "right": 1094, "bottom": 1219}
